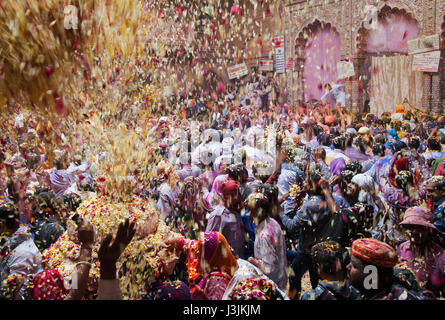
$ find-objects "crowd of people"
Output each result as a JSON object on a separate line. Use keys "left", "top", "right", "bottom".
{"left": 0, "top": 75, "right": 444, "bottom": 301}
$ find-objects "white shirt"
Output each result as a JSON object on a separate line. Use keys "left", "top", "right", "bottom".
{"left": 254, "top": 217, "right": 288, "bottom": 291}
{"left": 321, "top": 85, "right": 346, "bottom": 107}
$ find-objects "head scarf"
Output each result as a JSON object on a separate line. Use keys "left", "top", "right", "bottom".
{"left": 351, "top": 174, "right": 375, "bottom": 193}
{"left": 330, "top": 158, "right": 346, "bottom": 177}
{"left": 387, "top": 129, "right": 399, "bottom": 141}
{"left": 358, "top": 127, "right": 370, "bottom": 135}
{"left": 221, "top": 180, "right": 243, "bottom": 211}
{"left": 30, "top": 270, "right": 69, "bottom": 300}
{"left": 178, "top": 177, "right": 209, "bottom": 238}
{"left": 346, "top": 128, "right": 357, "bottom": 136}
{"left": 388, "top": 157, "right": 410, "bottom": 188}
{"left": 186, "top": 232, "right": 238, "bottom": 298}
{"left": 400, "top": 206, "right": 437, "bottom": 230}
{"left": 351, "top": 238, "right": 398, "bottom": 268}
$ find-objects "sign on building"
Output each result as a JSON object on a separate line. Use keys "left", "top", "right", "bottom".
{"left": 259, "top": 59, "right": 274, "bottom": 72}
{"left": 227, "top": 63, "right": 249, "bottom": 80}
{"left": 412, "top": 51, "right": 441, "bottom": 73}
{"left": 285, "top": 58, "right": 295, "bottom": 71}
{"left": 408, "top": 34, "right": 440, "bottom": 55}
{"left": 273, "top": 35, "right": 285, "bottom": 74}
{"left": 337, "top": 60, "right": 355, "bottom": 79}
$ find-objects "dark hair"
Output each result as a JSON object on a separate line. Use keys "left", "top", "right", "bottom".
{"left": 314, "top": 147, "right": 326, "bottom": 160}
{"left": 341, "top": 170, "right": 355, "bottom": 184}
{"left": 408, "top": 137, "right": 420, "bottom": 150}
{"left": 249, "top": 193, "right": 271, "bottom": 215}
{"left": 354, "top": 137, "right": 368, "bottom": 154}
{"left": 0, "top": 202, "right": 18, "bottom": 230}
{"left": 258, "top": 184, "right": 278, "bottom": 206}
{"left": 333, "top": 136, "right": 346, "bottom": 150}
{"left": 312, "top": 241, "right": 348, "bottom": 275}
{"left": 317, "top": 133, "right": 332, "bottom": 147}
{"left": 427, "top": 138, "right": 441, "bottom": 152}
{"left": 35, "top": 192, "right": 57, "bottom": 218}
{"left": 390, "top": 140, "right": 407, "bottom": 154}
{"left": 26, "top": 153, "right": 40, "bottom": 170}
{"left": 308, "top": 170, "right": 323, "bottom": 184}
{"left": 33, "top": 220, "right": 65, "bottom": 251}
{"left": 374, "top": 134, "right": 386, "bottom": 144}
{"left": 372, "top": 144, "right": 386, "bottom": 157}
{"left": 226, "top": 164, "right": 247, "bottom": 183}
{"left": 313, "top": 125, "right": 323, "bottom": 137}
{"left": 427, "top": 176, "right": 445, "bottom": 190}
{"left": 395, "top": 171, "right": 413, "bottom": 192}
{"left": 345, "top": 161, "right": 363, "bottom": 175}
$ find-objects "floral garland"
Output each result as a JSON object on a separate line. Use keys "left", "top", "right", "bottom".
{"left": 230, "top": 276, "right": 283, "bottom": 300}
{"left": 118, "top": 221, "right": 181, "bottom": 300}
{"left": 42, "top": 194, "right": 162, "bottom": 295}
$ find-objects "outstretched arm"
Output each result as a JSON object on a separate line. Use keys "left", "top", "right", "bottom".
{"left": 65, "top": 220, "right": 95, "bottom": 300}
{"left": 96, "top": 218, "right": 136, "bottom": 300}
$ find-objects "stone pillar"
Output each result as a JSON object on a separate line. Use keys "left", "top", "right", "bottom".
{"left": 422, "top": 73, "right": 432, "bottom": 112}
{"left": 351, "top": 56, "right": 365, "bottom": 113}
{"left": 431, "top": 73, "right": 441, "bottom": 113}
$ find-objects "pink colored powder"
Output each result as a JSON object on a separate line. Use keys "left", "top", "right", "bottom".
{"left": 303, "top": 29, "right": 341, "bottom": 101}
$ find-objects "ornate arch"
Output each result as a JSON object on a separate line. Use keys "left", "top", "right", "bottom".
{"left": 294, "top": 19, "right": 340, "bottom": 70}
{"left": 353, "top": 0, "right": 422, "bottom": 55}
{"left": 355, "top": 4, "right": 419, "bottom": 55}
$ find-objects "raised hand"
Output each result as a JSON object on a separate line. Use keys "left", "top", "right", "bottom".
{"left": 98, "top": 218, "right": 136, "bottom": 279}
{"left": 77, "top": 219, "right": 95, "bottom": 250}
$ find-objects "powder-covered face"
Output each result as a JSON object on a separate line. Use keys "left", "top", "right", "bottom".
{"left": 403, "top": 225, "right": 432, "bottom": 246}
{"left": 426, "top": 182, "right": 444, "bottom": 202}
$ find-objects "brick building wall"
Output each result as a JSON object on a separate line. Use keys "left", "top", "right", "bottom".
{"left": 284, "top": 0, "right": 444, "bottom": 113}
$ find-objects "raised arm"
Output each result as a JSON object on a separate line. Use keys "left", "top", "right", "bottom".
{"left": 96, "top": 218, "right": 136, "bottom": 300}
{"left": 65, "top": 221, "right": 95, "bottom": 300}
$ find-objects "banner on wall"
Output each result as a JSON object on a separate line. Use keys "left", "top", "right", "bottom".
{"left": 412, "top": 51, "right": 441, "bottom": 72}
{"left": 273, "top": 35, "right": 285, "bottom": 74}
{"left": 259, "top": 59, "right": 274, "bottom": 72}
{"left": 227, "top": 63, "right": 249, "bottom": 79}
{"left": 408, "top": 34, "right": 440, "bottom": 55}
{"left": 285, "top": 58, "right": 294, "bottom": 70}
{"left": 337, "top": 60, "right": 355, "bottom": 79}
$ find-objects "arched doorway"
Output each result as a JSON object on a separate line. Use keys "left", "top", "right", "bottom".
{"left": 356, "top": 5, "right": 420, "bottom": 114}
{"left": 295, "top": 20, "right": 341, "bottom": 102}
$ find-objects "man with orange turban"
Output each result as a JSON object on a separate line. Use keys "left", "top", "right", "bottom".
{"left": 347, "top": 238, "right": 432, "bottom": 300}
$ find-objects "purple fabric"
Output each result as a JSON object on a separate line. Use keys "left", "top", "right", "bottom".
{"left": 397, "top": 241, "right": 444, "bottom": 296}
{"left": 330, "top": 158, "right": 346, "bottom": 177}
{"left": 203, "top": 231, "right": 219, "bottom": 262}
{"left": 145, "top": 280, "right": 191, "bottom": 300}
{"left": 206, "top": 206, "right": 245, "bottom": 258}
{"left": 198, "top": 171, "right": 219, "bottom": 191}
{"left": 49, "top": 170, "right": 74, "bottom": 195}
{"left": 176, "top": 165, "right": 201, "bottom": 181}
{"left": 345, "top": 147, "right": 370, "bottom": 162}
